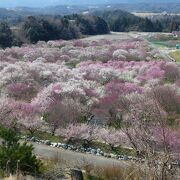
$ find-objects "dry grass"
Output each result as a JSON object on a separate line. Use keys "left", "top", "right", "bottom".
{"left": 169, "top": 50, "right": 180, "bottom": 62}
{"left": 3, "top": 174, "right": 35, "bottom": 180}
{"left": 82, "top": 162, "right": 179, "bottom": 180}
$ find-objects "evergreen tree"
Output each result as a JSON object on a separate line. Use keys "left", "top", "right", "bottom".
{"left": 0, "top": 22, "right": 13, "bottom": 48}
{"left": 0, "top": 127, "right": 41, "bottom": 175}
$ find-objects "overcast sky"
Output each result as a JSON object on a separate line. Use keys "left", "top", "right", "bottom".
{"left": 0, "top": 0, "right": 179, "bottom": 8}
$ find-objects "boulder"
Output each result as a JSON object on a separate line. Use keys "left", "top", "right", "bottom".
{"left": 44, "top": 140, "right": 51, "bottom": 145}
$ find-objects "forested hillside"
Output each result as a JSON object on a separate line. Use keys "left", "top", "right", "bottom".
{"left": 0, "top": 14, "right": 109, "bottom": 48}
{"left": 94, "top": 10, "right": 180, "bottom": 32}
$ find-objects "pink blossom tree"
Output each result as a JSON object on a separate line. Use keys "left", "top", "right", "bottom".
{"left": 6, "top": 83, "right": 35, "bottom": 100}
{"left": 119, "top": 92, "right": 180, "bottom": 178}
{"left": 150, "top": 85, "right": 180, "bottom": 114}
{"left": 163, "top": 62, "right": 180, "bottom": 83}
{"left": 122, "top": 94, "right": 168, "bottom": 156}
{"left": 93, "top": 91, "right": 131, "bottom": 128}
{"left": 43, "top": 97, "right": 85, "bottom": 135}
{"left": 13, "top": 102, "right": 43, "bottom": 136}
{"left": 58, "top": 123, "right": 98, "bottom": 147}
{"left": 0, "top": 98, "right": 18, "bottom": 129}
{"left": 97, "top": 128, "right": 127, "bottom": 150}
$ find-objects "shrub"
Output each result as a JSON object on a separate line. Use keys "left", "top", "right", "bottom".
{"left": 163, "top": 62, "right": 180, "bottom": 82}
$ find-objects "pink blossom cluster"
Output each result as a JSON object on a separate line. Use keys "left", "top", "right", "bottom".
{"left": 0, "top": 38, "right": 162, "bottom": 65}
{"left": 0, "top": 38, "right": 179, "bottom": 154}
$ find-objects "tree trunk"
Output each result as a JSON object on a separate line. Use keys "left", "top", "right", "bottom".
{"left": 110, "top": 144, "right": 115, "bottom": 151}
{"left": 28, "top": 128, "right": 35, "bottom": 137}
{"left": 51, "top": 127, "right": 56, "bottom": 136}
{"left": 70, "top": 168, "right": 84, "bottom": 180}
{"left": 125, "top": 129, "right": 138, "bottom": 151}
{"left": 83, "top": 139, "right": 90, "bottom": 148}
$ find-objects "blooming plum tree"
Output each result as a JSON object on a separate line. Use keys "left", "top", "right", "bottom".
{"left": 97, "top": 128, "right": 127, "bottom": 150}
{"left": 58, "top": 123, "right": 98, "bottom": 147}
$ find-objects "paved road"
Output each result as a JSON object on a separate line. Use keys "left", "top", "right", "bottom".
{"left": 32, "top": 143, "right": 128, "bottom": 168}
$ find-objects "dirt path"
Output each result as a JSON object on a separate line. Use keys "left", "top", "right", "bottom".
{"left": 32, "top": 143, "right": 129, "bottom": 167}
{"left": 83, "top": 32, "right": 132, "bottom": 40}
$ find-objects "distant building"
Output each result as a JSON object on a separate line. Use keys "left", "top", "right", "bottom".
{"left": 82, "top": 11, "right": 89, "bottom": 15}
{"left": 69, "top": 20, "right": 76, "bottom": 23}
{"left": 176, "top": 44, "right": 180, "bottom": 49}
{"left": 162, "top": 11, "right": 168, "bottom": 15}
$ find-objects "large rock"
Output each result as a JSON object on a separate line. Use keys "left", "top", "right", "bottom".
{"left": 44, "top": 140, "right": 51, "bottom": 145}
{"left": 70, "top": 168, "right": 84, "bottom": 180}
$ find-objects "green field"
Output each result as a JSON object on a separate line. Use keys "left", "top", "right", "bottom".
{"left": 151, "top": 41, "right": 169, "bottom": 47}
{"left": 150, "top": 40, "right": 178, "bottom": 48}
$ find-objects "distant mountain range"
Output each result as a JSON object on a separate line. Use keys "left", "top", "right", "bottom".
{"left": 0, "top": 0, "right": 180, "bottom": 8}
{"left": 1, "top": 1, "right": 180, "bottom": 24}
